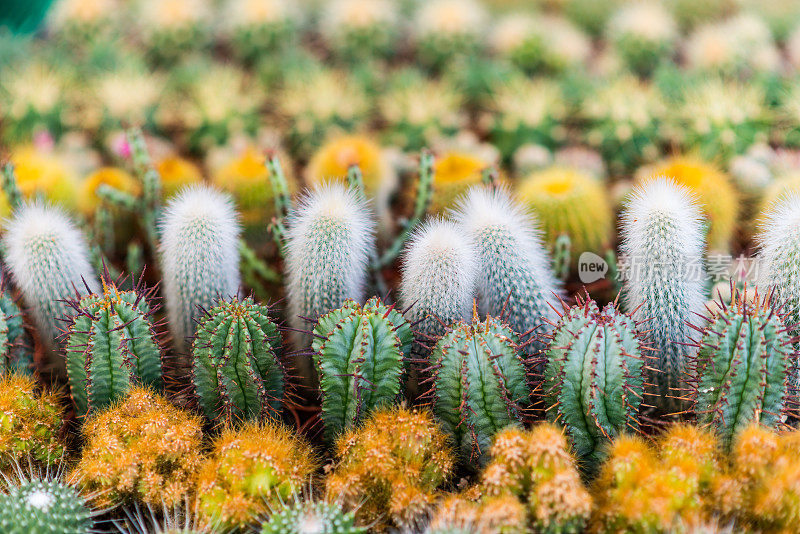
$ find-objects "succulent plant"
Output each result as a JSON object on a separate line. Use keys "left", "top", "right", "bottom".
{"left": 196, "top": 422, "right": 317, "bottom": 529}
{"left": 137, "top": 0, "right": 212, "bottom": 64}
{"left": 261, "top": 499, "right": 366, "bottom": 534}
{"left": 620, "top": 178, "right": 707, "bottom": 417}
{"left": 0, "top": 478, "right": 93, "bottom": 534}
{"left": 64, "top": 278, "right": 163, "bottom": 418}
{"left": 2, "top": 202, "right": 99, "bottom": 347}
{"left": 221, "top": 0, "right": 300, "bottom": 63}
{"left": 544, "top": 295, "right": 647, "bottom": 468}
{"left": 427, "top": 493, "right": 527, "bottom": 534}
{"left": 159, "top": 185, "right": 241, "bottom": 349}
{"left": 606, "top": 2, "right": 678, "bottom": 76}
{"left": 320, "top": 0, "right": 399, "bottom": 62}
{"left": 427, "top": 151, "right": 489, "bottom": 214}
{"left": 326, "top": 406, "right": 455, "bottom": 530}
{"left": 191, "top": 296, "right": 284, "bottom": 425}
{"left": 452, "top": 186, "right": 561, "bottom": 356}
{"left": 312, "top": 297, "right": 411, "bottom": 440}
{"left": 691, "top": 286, "right": 797, "bottom": 449}
{"left": 0, "top": 283, "right": 33, "bottom": 376}
{"left": 413, "top": 0, "right": 486, "bottom": 71}
{"left": 0, "top": 63, "right": 67, "bottom": 144}
{"left": 428, "top": 312, "right": 530, "bottom": 464}
{"left": 72, "top": 387, "right": 204, "bottom": 507}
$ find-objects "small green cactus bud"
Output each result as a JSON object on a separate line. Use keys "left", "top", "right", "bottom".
{"left": 0, "top": 478, "right": 93, "bottom": 534}
{"left": 428, "top": 311, "right": 531, "bottom": 463}
{"left": 312, "top": 297, "right": 412, "bottom": 440}
{"left": 544, "top": 294, "right": 647, "bottom": 467}
{"left": 691, "top": 286, "right": 798, "bottom": 449}
{"left": 64, "top": 278, "right": 163, "bottom": 418}
{"left": 261, "top": 500, "right": 366, "bottom": 534}
{"left": 0, "top": 283, "right": 33, "bottom": 375}
{"left": 191, "top": 296, "right": 284, "bottom": 425}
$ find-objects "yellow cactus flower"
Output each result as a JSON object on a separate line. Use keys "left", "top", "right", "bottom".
{"left": 78, "top": 166, "right": 141, "bottom": 215}
{"left": 7, "top": 145, "right": 79, "bottom": 214}
{"left": 430, "top": 151, "right": 488, "bottom": 213}
{"left": 155, "top": 156, "right": 203, "bottom": 199}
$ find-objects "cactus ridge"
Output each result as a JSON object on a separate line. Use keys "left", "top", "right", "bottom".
{"left": 690, "top": 285, "right": 799, "bottom": 448}
{"left": 192, "top": 296, "right": 284, "bottom": 424}
{"left": 312, "top": 297, "right": 412, "bottom": 440}
{"left": 0, "top": 282, "right": 33, "bottom": 375}
{"left": 64, "top": 274, "right": 163, "bottom": 417}
{"left": 543, "top": 293, "right": 648, "bottom": 465}
{"left": 427, "top": 311, "right": 531, "bottom": 463}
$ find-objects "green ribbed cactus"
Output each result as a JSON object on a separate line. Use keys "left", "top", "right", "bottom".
{"left": 312, "top": 297, "right": 412, "bottom": 440}
{"left": 0, "top": 479, "right": 93, "bottom": 534}
{"left": 692, "top": 287, "right": 797, "bottom": 449}
{"left": 0, "top": 285, "right": 33, "bottom": 375}
{"left": 64, "top": 279, "right": 163, "bottom": 418}
{"left": 428, "top": 312, "right": 530, "bottom": 463}
{"left": 261, "top": 500, "right": 366, "bottom": 534}
{"left": 544, "top": 295, "right": 647, "bottom": 467}
{"left": 191, "top": 296, "right": 284, "bottom": 424}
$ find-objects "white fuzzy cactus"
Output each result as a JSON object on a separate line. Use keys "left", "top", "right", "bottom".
{"left": 620, "top": 177, "right": 707, "bottom": 416}
{"left": 2, "top": 202, "right": 99, "bottom": 345}
{"left": 284, "top": 183, "right": 375, "bottom": 356}
{"left": 757, "top": 192, "right": 800, "bottom": 340}
{"left": 159, "top": 185, "right": 241, "bottom": 349}
{"left": 451, "top": 186, "right": 561, "bottom": 353}
{"left": 399, "top": 218, "right": 478, "bottom": 358}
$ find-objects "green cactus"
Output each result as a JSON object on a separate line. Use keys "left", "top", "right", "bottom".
{"left": 191, "top": 296, "right": 284, "bottom": 425}
{"left": 64, "top": 278, "right": 163, "bottom": 418}
{"left": 0, "top": 478, "right": 93, "bottom": 534}
{"left": 312, "top": 297, "right": 412, "bottom": 440}
{"left": 261, "top": 500, "right": 366, "bottom": 534}
{"left": 692, "top": 286, "right": 797, "bottom": 449}
{"left": 543, "top": 294, "right": 647, "bottom": 468}
{"left": 0, "top": 284, "right": 32, "bottom": 375}
{"left": 428, "top": 312, "right": 531, "bottom": 464}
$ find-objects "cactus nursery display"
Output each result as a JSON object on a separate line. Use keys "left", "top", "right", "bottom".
{"left": 5, "top": 0, "right": 800, "bottom": 532}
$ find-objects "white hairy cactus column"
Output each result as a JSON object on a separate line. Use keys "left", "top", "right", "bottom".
{"left": 2, "top": 202, "right": 99, "bottom": 346}
{"left": 452, "top": 185, "right": 561, "bottom": 354}
{"left": 620, "top": 177, "right": 707, "bottom": 416}
{"left": 159, "top": 185, "right": 241, "bottom": 349}
{"left": 757, "top": 192, "right": 800, "bottom": 341}
{"left": 284, "top": 183, "right": 375, "bottom": 381}
{"left": 399, "top": 218, "right": 478, "bottom": 361}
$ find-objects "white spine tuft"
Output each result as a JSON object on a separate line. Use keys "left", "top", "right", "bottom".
{"left": 620, "top": 177, "right": 707, "bottom": 414}
{"left": 284, "top": 183, "right": 375, "bottom": 354}
{"left": 756, "top": 192, "right": 800, "bottom": 339}
{"left": 400, "top": 218, "right": 478, "bottom": 357}
{"left": 451, "top": 185, "right": 561, "bottom": 352}
{"left": 159, "top": 185, "right": 241, "bottom": 348}
{"left": 2, "top": 202, "right": 99, "bottom": 345}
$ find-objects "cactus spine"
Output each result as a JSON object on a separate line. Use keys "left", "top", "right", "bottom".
{"left": 2, "top": 202, "right": 99, "bottom": 346}
{"left": 0, "top": 283, "right": 33, "bottom": 375}
{"left": 620, "top": 178, "right": 707, "bottom": 416}
{"left": 261, "top": 500, "right": 366, "bottom": 534}
{"left": 159, "top": 185, "right": 241, "bottom": 348}
{"left": 452, "top": 186, "right": 561, "bottom": 354}
{"left": 691, "top": 287, "right": 797, "bottom": 449}
{"left": 312, "top": 297, "right": 412, "bottom": 440}
{"left": 64, "top": 278, "right": 163, "bottom": 418}
{"left": 191, "top": 296, "right": 284, "bottom": 424}
{"left": 0, "top": 478, "right": 93, "bottom": 534}
{"left": 429, "top": 311, "right": 530, "bottom": 463}
{"left": 544, "top": 295, "right": 647, "bottom": 467}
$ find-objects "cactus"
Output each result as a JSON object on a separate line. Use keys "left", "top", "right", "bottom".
{"left": 2, "top": 202, "right": 99, "bottom": 346}
{"left": 64, "top": 278, "right": 163, "bottom": 418}
{"left": 399, "top": 219, "right": 477, "bottom": 365}
{"left": 413, "top": 0, "right": 486, "bottom": 70}
{"left": 620, "top": 178, "right": 707, "bottom": 417}
{"left": 690, "top": 286, "right": 797, "bottom": 449}
{"left": 326, "top": 406, "right": 455, "bottom": 530}
{"left": 222, "top": 0, "right": 300, "bottom": 63}
{"left": 427, "top": 494, "right": 527, "bottom": 534}
{"left": 261, "top": 500, "right": 366, "bottom": 534}
{"left": 72, "top": 387, "right": 204, "bottom": 507}
{"left": 606, "top": 2, "right": 678, "bottom": 76}
{"left": 0, "top": 283, "right": 33, "bottom": 376}
{"left": 320, "top": 0, "right": 399, "bottom": 62}
{"left": 428, "top": 312, "right": 530, "bottom": 464}
{"left": 0, "top": 374, "right": 65, "bottom": 470}
{"left": 284, "top": 183, "right": 375, "bottom": 382}
{"left": 155, "top": 156, "right": 202, "bottom": 199}
{"left": 756, "top": 192, "right": 800, "bottom": 343}
{"left": 428, "top": 151, "right": 487, "bottom": 214}
{"left": 0, "top": 478, "right": 93, "bottom": 534}
{"left": 517, "top": 166, "right": 613, "bottom": 264}
{"left": 452, "top": 186, "right": 561, "bottom": 355}
{"left": 481, "top": 424, "right": 593, "bottom": 533}
{"left": 544, "top": 295, "right": 647, "bottom": 468}
{"left": 196, "top": 422, "right": 317, "bottom": 529}
{"left": 312, "top": 297, "right": 411, "bottom": 440}
{"left": 191, "top": 296, "right": 284, "bottom": 425}
{"left": 159, "top": 185, "right": 241, "bottom": 349}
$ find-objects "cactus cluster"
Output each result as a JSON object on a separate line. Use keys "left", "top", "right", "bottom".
{"left": 261, "top": 500, "right": 366, "bottom": 534}
{"left": 0, "top": 477, "right": 93, "bottom": 534}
